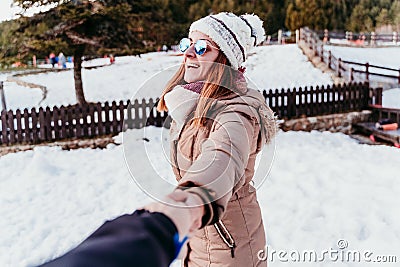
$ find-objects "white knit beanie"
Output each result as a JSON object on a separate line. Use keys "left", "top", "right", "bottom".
{"left": 189, "top": 12, "right": 266, "bottom": 69}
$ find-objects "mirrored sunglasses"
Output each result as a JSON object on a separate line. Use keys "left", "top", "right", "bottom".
{"left": 179, "top": 37, "right": 219, "bottom": 56}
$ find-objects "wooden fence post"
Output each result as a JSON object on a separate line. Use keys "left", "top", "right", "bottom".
{"left": 23, "top": 108, "right": 30, "bottom": 143}
{"left": 81, "top": 104, "right": 89, "bottom": 137}
{"left": 371, "top": 32, "right": 376, "bottom": 46}
{"left": 133, "top": 99, "right": 140, "bottom": 129}
{"left": 111, "top": 101, "right": 119, "bottom": 134}
{"left": 320, "top": 45, "right": 324, "bottom": 62}
{"left": 350, "top": 68, "right": 354, "bottom": 82}
{"left": 278, "top": 29, "right": 282, "bottom": 44}
{"left": 287, "top": 89, "right": 295, "bottom": 118}
{"left": 125, "top": 100, "right": 133, "bottom": 130}
{"left": 96, "top": 102, "right": 104, "bottom": 135}
{"left": 328, "top": 51, "right": 332, "bottom": 69}
{"left": 1, "top": 110, "right": 8, "bottom": 145}
{"left": 376, "top": 87, "right": 383, "bottom": 106}
{"left": 0, "top": 81, "right": 7, "bottom": 112}
{"left": 31, "top": 107, "right": 39, "bottom": 143}
{"left": 362, "top": 83, "right": 370, "bottom": 109}
{"left": 118, "top": 100, "right": 125, "bottom": 133}
{"left": 140, "top": 98, "right": 147, "bottom": 128}
{"left": 75, "top": 105, "right": 82, "bottom": 138}
{"left": 326, "top": 84, "right": 333, "bottom": 114}
{"left": 59, "top": 106, "right": 67, "bottom": 139}
{"left": 298, "top": 87, "right": 304, "bottom": 117}
{"left": 103, "top": 101, "right": 111, "bottom": 135}
{"left": 38, "top": 107, "right": 46, "bottom": 141}
{"left": 45, "top": 106, "right": 52, "bottom": 141}
{"left": 53, "top": 106, "right": 60, "bottom": 139}
{"left": 338, "top": 58, "right": 342, "bottom": 77}
{"left": 88, "top": 104, "right": 96, "bottom": 136}
{"left": 15, "top": 109, "right": 23, "bottom": 143}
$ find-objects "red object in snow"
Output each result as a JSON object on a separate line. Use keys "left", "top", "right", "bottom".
{"left": 369, "top": 134, "right": 376, "bottom": 142}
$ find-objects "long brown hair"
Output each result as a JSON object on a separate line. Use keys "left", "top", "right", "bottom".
{"left": 157, "top": 52, "right": 239, "bottom": 127}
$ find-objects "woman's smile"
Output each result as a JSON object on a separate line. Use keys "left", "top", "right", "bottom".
{"left": 186, "top": 63, "right": 200, "bottom": 69}
{"left": 183, "top": 31, "right": 219, "bottom": 83}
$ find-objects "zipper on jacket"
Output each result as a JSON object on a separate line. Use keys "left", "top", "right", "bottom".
{"left": 173, "top": 139, "right": 182, "bottom": 179}
{"left": 214, "top": 220, "right": 236, "bottom": 258}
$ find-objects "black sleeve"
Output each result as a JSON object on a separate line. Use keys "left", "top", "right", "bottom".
{"left": 37, "top": 209, "right": 178, "bottom": 267}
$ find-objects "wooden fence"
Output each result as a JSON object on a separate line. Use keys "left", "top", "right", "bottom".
{"left": 0, "top": 82, "right": 382, "bottom": 146}
{"left": 315, "top": 29, "right": 400, "bottom": 45}
{"left": 300, "top": 27, "right": 400, "bottom": 85}
{"left": 0, "top": 99, "right": 168, "bottom": 146}
{"left": 263, "top": 82, "right": 380, "bottom": 119}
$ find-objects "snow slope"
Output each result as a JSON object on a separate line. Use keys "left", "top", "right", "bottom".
{"left": 1, "top": 128, "right": 399, "bottom": 267}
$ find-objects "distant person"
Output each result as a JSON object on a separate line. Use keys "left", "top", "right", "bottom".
{"left": 58, "top": 52, "right": 67, "bottom": 69}
{"left": 266, "top": 35, "right": 271, "bottom": 44}
{"left": 162, "top": 44, "right": 168, "bottom": 52}
{"left": 109, "top": 54, "right": 115, "bottom": 64}
{"left": 105, "top": 54, "right": 115, "bottom": 64}
{"left": 49, "top": 53, "right": 56, "bottom": 68}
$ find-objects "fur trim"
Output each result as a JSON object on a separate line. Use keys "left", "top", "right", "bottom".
{"left": 240, "top": 14, "right": 266, "bottom": 46}
{"left": 164, "top": 85, "right": 200, "bottom": 127}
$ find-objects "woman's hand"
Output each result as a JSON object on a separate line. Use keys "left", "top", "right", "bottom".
{"left": 143, "top": 189, "right": 204, "bottom": 237}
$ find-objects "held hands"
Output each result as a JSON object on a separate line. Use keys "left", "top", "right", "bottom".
{"left": 143, "top": 189, "right": 204, "bottom": 237}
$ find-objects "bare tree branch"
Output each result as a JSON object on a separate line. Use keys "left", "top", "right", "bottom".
{"left": 46, "top": 19, "right": 86, "bottom": 36}
{"left": 65, "top": 31, "right": 101, "bottom": 46}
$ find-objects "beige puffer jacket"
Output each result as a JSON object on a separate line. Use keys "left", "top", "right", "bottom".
{"left": 168, "top": 85, "right": 276, "bottom": 267}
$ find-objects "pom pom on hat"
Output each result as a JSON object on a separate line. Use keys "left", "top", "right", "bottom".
{"left": 240, "top": 13, "right": 266, "bottom": 46}
{"left": 189, "top": 12, "right": 266, "bottom": 69}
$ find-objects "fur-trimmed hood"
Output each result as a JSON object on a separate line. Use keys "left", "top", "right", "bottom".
{"left": 208, "top": 86, "right": 277, "bottom": 144}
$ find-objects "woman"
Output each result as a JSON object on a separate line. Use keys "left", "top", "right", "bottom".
{"left": 149, "top": 12, "right": 276, "bottom": 267}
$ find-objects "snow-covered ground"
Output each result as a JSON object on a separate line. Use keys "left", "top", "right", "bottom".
{"left": 383, "top": 88, "right": 400, "bottom": 108}
{"left": 1, "top": 44, "right": 400, "bottom": 267}
{"left": 1, "top": 128, "right": 399, "bottom": 267}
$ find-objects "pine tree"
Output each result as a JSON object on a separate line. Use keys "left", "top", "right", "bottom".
{"left": 0, "top": 21, "right": 22, "bottom": 66}
{"left": 390, "top": 0, "right": 400, "bottom": 31}
{"left": 12, "top": 0, "right": 145, "bottom": 105}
